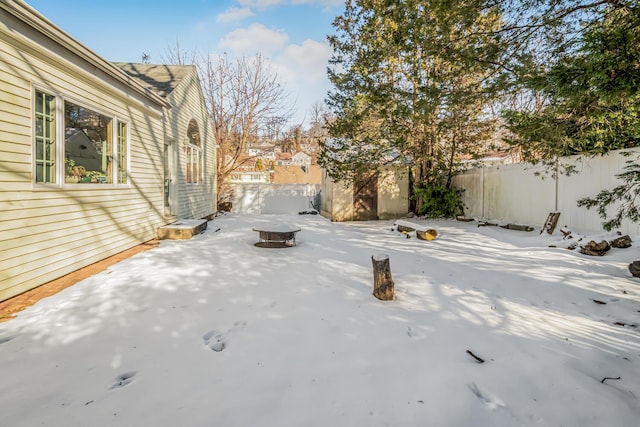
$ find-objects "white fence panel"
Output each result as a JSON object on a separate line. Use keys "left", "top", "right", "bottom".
{"left": 231, "top": 184, "right": 320, "bottom": 215}
{"left": 453, "top": 149, "right": 640, "bottom": 234}
{"left": 557, "top": 151, "right": 640, "bottom": 235}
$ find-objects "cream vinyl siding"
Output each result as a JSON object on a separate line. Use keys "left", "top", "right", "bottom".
{"left": 0, "top": 7, "right": 167, "bottom": 301}
{"left": 165, "top": 67, "right": 217, "bottom": 219}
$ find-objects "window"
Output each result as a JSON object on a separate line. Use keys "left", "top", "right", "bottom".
{"left": 34, "top": 91, "right": 56, "bottom": 184}
{"left": 186, "top": 119, "right": 202, "bottom": 184}
{"left": 65, "top": 101, "right": 113, "bottom": 184}
{"left": 32, "top": 89, "right": 129, "bottom": 187}
{"left": 117, "top": 121, "right": 128, "bottom": 184}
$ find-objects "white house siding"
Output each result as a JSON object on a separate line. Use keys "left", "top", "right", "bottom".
{"left": 0, "top": 5, "right": 168, "bottom": 301}
{"left": 164, "top": 67, "right": 217, "bottom": 219}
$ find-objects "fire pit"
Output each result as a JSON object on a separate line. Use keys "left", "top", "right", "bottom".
{"left": 252, "top": 224, "right": 301, "bottom": 248}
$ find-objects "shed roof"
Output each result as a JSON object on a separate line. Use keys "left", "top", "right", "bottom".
{"left": 113, "top": 63, "right": 194, "bottom": 98}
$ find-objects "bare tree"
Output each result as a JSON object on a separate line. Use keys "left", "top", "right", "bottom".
{"left": 307, "top": 101, "right": 330, "bottom": 146}
{"left": 199, "top": 53, "right": 292, "bottom": 204}
{"left": 161, "top": 38, "right": 197, "bottom": 66}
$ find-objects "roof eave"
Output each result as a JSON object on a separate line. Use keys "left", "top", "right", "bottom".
{"left": 1, "top": 0, "right": 170, "bottom": 108}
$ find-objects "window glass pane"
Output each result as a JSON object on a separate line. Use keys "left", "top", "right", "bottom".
{"left": 35, "top": 91, "right": 56, "bottom": 184}
{"left": 64, "top": 101, "right": 112, "bottom": 184}
{"left": 117, "top": 121, "right": 128, "bottom": 184}
{"left": 196, "top": 150, "right": 202, "bottom": 183}
{"left": 186, "top": 146, "right": 192, "bottom": 183}
{"left": 187, "top": 119, "right": 200, "bottom": 147}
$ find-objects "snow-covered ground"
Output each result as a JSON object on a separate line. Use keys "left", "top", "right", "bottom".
{"left": 1, "top": 213, "right": 639, "bottom": 427}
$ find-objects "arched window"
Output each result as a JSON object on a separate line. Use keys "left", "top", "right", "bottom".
{"left": 185, "top": 119, "right": 202, "bottom": 184}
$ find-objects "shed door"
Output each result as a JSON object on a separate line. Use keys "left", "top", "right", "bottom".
{"left": 354, "top": 174, "right": 378, "bottom": 221}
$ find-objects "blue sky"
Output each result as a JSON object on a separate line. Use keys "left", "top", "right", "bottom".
{"left": 25, "top": 0, "right": 344, "bottom": 125}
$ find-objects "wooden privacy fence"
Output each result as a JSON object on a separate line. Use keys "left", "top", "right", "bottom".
{"left": 451, "top": 149, "right": 640, "bottom": 235}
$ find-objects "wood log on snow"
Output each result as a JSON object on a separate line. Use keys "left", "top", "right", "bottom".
{"left": 416, "top": 229, "right": 438, "bottom": 241}
{"left": 396, "top": 224, "right": 415, "bottom": 233}
{"left": 372, "top": 254, "right": 394, "bottom": 301}
{"left": 580, "top": 240, "right": 611, "bottom": 256}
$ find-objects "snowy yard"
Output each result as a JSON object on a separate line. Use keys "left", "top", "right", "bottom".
{"left": 1, "top": 213, "right": 640, "bottom": 426}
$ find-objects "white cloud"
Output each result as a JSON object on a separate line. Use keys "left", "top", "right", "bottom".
{"left": 216, "top": 22, "right": 333, "bottom": 124}
{"left": 237, "top": 0, "right": 285, "bottom": 8}
{"left": 273, "top": 39, "right": 333, "bottom": 123}
{"left": 277, "top": 39, "right": 332, "bottom": 84}
{"left": 218, "top": 23, "right": 289, "bottom": 55}
{"left": 291, "top": 0, "right": 343, "bottom": 5}
{"left": 237, "top": 0, "right": 342, "bottom": 7}
{"left": 216, "top": 7, "right": 255, "bottom": 23}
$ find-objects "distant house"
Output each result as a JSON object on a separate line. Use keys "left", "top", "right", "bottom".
{"left": 230, "top": 171, "right": 271, "bottom": 184}
{"left": 291, "top": 152, "right": 311, "bottom": 167}
{"left": 247, "top": 141, "right": 276, "bottom": 159}
{"left": 275, "top": 152, "right": 292, "bottom": 166}
{"left": 0, "top": 1, "right": 216, "bottom": 301}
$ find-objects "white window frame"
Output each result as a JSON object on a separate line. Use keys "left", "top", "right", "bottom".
{"left": 185, "top": 144, "right": 203, "bottom": 184}
{"left": 32, "top": 86, "right": 130, "bottom": 188}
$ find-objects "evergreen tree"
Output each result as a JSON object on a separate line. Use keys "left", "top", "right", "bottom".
{"left": 503, "top": 3, "right": 640, "bottom": 161}
{"left": 321, "top": 0, "right": 502, "bottom": 215}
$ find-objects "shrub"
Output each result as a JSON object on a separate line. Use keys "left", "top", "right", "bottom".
{"left": 414, "top": 185, "right": 464, "bottom": 218}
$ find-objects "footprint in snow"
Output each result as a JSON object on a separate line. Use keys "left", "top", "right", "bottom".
{"left": 0, "top": 336, "right": 14, "bottom": 345}
{"left": 109, "top": 371, "right": 137, "bottom": 390}
{"left": 468, "top": 382, "right": 507, "bottom": 412}
{"left": 202, "top": 330, "right": 226, "bottom": 352}
{"left": 406, "top": 326, "right": 426, "bottom": 339}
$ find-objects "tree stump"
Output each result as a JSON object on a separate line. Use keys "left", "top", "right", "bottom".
{"left": 372, "top": 254, "right": 394, "bottom": 301}
{"left": 629, "top": 260, "right": 640, "bottom": 278}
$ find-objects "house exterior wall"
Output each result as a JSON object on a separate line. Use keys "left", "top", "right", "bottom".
{"left": 0, "top": 4, "right": 168, "bottom": 301}
{"left": 164, "top": 67, "right": 217, "bottom": 219}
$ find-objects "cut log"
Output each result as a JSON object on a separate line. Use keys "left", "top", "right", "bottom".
{"left": 396, "top": 224, "right": 415, "bottom": 233}
{"left": 416, "top": 229, "right": 438, "bottom": 240}
{"left": 580, "top": 240, "right": 610, "bottom": 256}
{"left": 372, "top": 254, "right": 394, "bottom": 301}
{"left": 610, "top": 235, "right": 632, "bottom": 248}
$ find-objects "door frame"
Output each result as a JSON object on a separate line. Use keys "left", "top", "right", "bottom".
{"left": 164, "top": 140, "right": 177, "bottom": 218}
